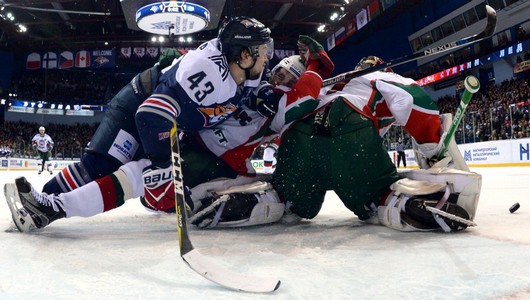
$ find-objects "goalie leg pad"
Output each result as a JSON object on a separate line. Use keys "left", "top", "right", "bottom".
{"left": 377, "top": 176, "right": 474, "bottom": 232}
{"left": 189, "top": 176, "right": 262, "bottom": 213}
{"left": 405, "top": 167, "right": 482, "bottom": 220}
{"left": 190, "top": 182, "right": 284, "bottom": 229}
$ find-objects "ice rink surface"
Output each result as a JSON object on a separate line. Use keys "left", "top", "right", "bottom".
{"left": 1, "top": 167, "right": 530, "bottom": 300}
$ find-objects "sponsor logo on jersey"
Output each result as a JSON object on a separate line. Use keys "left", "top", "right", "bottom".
{"left": 197, "top": 103, "right": 238, "bottom": 127}
{"left": 123, "top": 140, "right": 133, "bottom": 151}
{"left": 112, "top": 141, "right": 133, "bottom": 161}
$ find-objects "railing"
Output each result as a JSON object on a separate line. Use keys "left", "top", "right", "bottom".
{"left": 385, "top": 103, "right": 530, "bottom": 150}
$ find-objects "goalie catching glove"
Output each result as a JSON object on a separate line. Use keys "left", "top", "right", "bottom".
{"left": 297, "top": 35, "right": 334, "bottom": 78}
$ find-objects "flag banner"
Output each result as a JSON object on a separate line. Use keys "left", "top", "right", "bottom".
{"left": 326, "top": 34, "right": 336, "bottom": 51}
{"left": 59, "top": 51, "right": 74, "bottom": 69}
{"left": 133, "top": 47, "right": 146, "bottom": 58}
{"left": 334, "top": 26, "right": 346, "bottom": 46}
{"left": 75, "top": 50, "right": 91, "bottom": 68}
{"left": 346, "top": 19, "right": 357, "bottom": 37}
{"left": 120, "top": 47, "right": 132, "bottom": 59}
{"left": 368, "top": 0, "right": 381, "bottom": 21}
{"left": 381, "top": 0, "right": 397, "bottom": 11}
{"left": 26, "top": 52, "right": 41, "bottom": 70}
{"left": 43, "top": 52, "right": 58, "bottom": 69}
{"left": 147, "top": 47, "right": 159, "bottom": 58}
{"left": 91, "top": 49, "right": 115, "bottom": 68}
{"left": 356, "top": 8, "right": 368, "bottom": 30}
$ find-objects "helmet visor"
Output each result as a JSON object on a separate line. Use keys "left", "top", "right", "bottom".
{"left": 261, "top": 38, "right": 274, "bottom": 60}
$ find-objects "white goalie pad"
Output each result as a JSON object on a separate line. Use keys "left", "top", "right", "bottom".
{"left": 404, "top": 167, "right": 482, "bottom": 220}
{"left": 189, "top": 176, "right": 265, "bottom": 213}
{"left": 190, "top": 180, "right": 285, "bottom": 228}
{"left": 377, "top": 179, "right": 448, "bottom": 232}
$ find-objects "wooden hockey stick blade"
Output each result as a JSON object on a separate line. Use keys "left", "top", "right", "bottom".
{"left": 182, "top": 249, "right": 281, "bottom": 293}
{"left": 170, "top": 123, "right": 281, "bottom": 293}
{"left": 322, "top": 5, "right": 497, "bottom": 87}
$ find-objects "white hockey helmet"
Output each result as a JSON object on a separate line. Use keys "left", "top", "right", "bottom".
{"left": 270, "top": 55, "right": 306, "bottom": 88}
{"left": 39, "top": 126, "right": 45, "bottom": 134}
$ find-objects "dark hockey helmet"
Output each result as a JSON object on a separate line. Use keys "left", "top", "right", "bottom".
{"left": 218, "top": 16, "right": 274, "bottom": 61}
{"left": 355, "top": 55, "right": 393, "bottom": 72}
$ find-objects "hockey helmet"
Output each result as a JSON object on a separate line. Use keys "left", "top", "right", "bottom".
{"left": 355, "top": 56, "right": 393, "bottom": 72}
{"left": 39, "top": 126, "right": 45, "bottom": 133}
{"left": 218, "top": 16, "right": 274, "bottom": 61}
{"left": 270, "top": 55, "right": 306, "bottom": 88}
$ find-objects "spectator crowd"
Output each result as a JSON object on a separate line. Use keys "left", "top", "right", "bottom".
{"left": 0, "top": 121, "right": 97, "bottom": 159}
{"left": 4, "top": 69, "right": 530, "bottom": 157}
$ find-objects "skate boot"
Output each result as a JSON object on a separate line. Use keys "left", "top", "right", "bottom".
{"left": 4, "top": 177, "right": 66, "bottom": 232}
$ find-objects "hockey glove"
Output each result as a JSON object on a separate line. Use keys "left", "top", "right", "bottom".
{"left": 297, "top": 35, "right": 334, "bottom": 78}
{"left": 141, "top": 163, "right": 176, "bottom": 213}
{"left": 248, "top": 82, "right": 281, "bottom": 118}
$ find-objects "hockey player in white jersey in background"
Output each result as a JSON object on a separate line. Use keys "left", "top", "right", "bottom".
{"left": 31, "top": 126, "right": 54, "bottom": 175}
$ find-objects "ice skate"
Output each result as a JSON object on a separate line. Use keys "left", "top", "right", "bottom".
{"left": 4, "top": 177, "right": 66, "bottom": 232}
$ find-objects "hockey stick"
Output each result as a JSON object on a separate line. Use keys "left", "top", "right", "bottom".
{"left": 322, "top": 5, "right": 496, "bottom": 87}
{"left": 435, "top": 75, "right": 480, "bottom": 161}
{"left": 170, "top": 123, "right": 281, "bottom": 293}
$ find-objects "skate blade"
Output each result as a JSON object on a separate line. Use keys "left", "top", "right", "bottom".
{"left": 4, "top": 183, "right": 38, "bottom": 233}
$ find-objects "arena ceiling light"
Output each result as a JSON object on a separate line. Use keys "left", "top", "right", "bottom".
{"left": 135, "top": 1, "right": 210, "bottom": 35}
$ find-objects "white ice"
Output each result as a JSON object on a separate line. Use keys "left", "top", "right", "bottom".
{"left": 1, "top": 167, "right": 530, "bottom": 300}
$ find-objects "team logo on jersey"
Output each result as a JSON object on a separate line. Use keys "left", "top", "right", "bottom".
{"left": 209, "top": 54, "right": 229, "bottom": 81}
{"left": 197, "top": 103, "right": 238, "bottom": 127}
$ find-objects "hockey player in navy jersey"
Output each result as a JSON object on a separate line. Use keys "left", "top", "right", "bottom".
{"left": 4, "top": 33, "right": 335, "bottom": 231}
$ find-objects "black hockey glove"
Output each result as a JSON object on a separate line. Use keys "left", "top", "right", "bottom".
{"left": 248, "top": 82, "right": 281, "bottom": 118}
